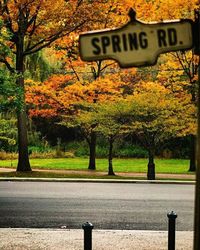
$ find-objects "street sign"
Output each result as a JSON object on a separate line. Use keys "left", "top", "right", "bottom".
{"left": 79, "top": 19, "right": 193, "bottom": 67}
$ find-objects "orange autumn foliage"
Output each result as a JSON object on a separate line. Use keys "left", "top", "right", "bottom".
{"left": 26, "top": 73, "right": 127, "bottom": 118}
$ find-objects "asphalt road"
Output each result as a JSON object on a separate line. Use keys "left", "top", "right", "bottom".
{"left": 0, "top": 181, "right": 195, "bottom": 230}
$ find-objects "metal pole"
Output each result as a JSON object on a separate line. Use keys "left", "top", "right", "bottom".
{"left": 194, "top": 9, "right": 200, "bottom": 250}
{"left": 82, "top": 222, "right": 94, "bottom": 250}
{"left": 167, "top": 211, "right": 177, "bottom": 250}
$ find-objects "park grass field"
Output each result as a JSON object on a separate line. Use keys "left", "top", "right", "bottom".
{"left": 0, "top": 158, "right": 193, "bottom": 174}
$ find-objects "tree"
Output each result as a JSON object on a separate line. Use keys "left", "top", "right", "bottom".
{"left": 0, "top": 114, "right": 17, "bottom": 151}
{"left": 0, "top": 70, "right": 18, "bottom": 151}
{"left": 147, "top": 0, "right": 198, "bottom": 172}
{"left": 157, "top": 51, "right": 199, "bottom": 171}
{"left": 38, "top": 74, "right": 126, "bottom": 170}
{"left": 60, "top": 103, "right": 98, "bottom": 165}
{"left": 94, "top": 102, "right": 128, "bottom": 175}
{"left": 60, "top": 100, "right": 127, "bottom": 175}
{"left": 124, "top": 82, "right": 196, "bottom": 180}
{"left": 25, "top": 50, "right": 60, "bottom": 82}
{"left": 0, "top": 0, "right": 108, "bottom": 171}
{"left": 51, "top": 0, "right": 135, "bottom": 170}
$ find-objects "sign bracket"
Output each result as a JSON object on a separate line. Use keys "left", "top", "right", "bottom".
{"left": 128, "top": 8, "right": 137, "bottom": 23}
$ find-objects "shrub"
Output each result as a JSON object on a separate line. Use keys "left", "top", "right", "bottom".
{"left": 29, "top": 150, "right": 75, "bottom": 159}
{"left": 74, "top": 146, "right": 89, "bottom": 157}
{"left": 0, "top": 151, "right": 18, "bottom": 160}
{"left": 29, "top": 151, "right": 55, "bottom": 159}
{"left": 65, "top": 140, "right": 148, "bottom": 158}
{"left": 114, "top": 145, "right": 148, "bottom": 158}
{"left": 96, "top": 145, "right": 108, "bottom": 158}
{"left": 65, "top": 141, "right": 89, "bottom": 157}
{"left": 28, "top": 145, "right": 52, "bottom": 154}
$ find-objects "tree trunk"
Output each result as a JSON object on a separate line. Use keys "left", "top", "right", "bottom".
{"left": 88, "top": 131, "right": 96, "bottom": 170}
{"left": 108, "top": 138, "right": 115, "bottom": 176}
{"left": 17, "top": 110, "right": 31, "bottom": 171}
{"left": 189, "top": 134, "right": 196, "bottom": 172}
{"left": 147, "top": 150, "right": 155, "bottom": 180}
{"left": 16, "top": 35, "right": 31, "bottom": 172}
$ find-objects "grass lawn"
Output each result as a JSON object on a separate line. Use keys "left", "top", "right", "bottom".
{"left": 0, "top": 157, "right": 193, "bottom": 174}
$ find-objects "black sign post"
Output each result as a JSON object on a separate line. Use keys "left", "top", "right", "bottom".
{"left": 193, "top": 9, "right": 200, "bottom": 250}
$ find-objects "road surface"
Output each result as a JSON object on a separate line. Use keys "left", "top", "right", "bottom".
{"left": 0, "top": 181, "right": 194, "bottom": 230}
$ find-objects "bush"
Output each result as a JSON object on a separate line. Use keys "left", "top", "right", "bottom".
{"left": 114, "top": 144, "right": 148, "bottom": 158}
{"left": 29, "top": 151, "right": 55, "bottom": 159}
{"left": 74, "top": 146, "right": 89, "bottom": 157}
{"left": 65, "top": 140, "right": 148, "bottom": 158}
{"left": 96, "top": 145, "right": 108, "bottom": 158}
{"left": 28, "top": 145, "right": 52, "bottom": 153}
{"left": 29, "top": 150, "right": 75, "bottom": 159}
{"left": 0, "top": 151, "right": 18, "bottom": 160}
{"left": 65, "top": 141, "right": 83, "bottom": 150}
{"left": 65, "top": 141, "right": 88, "bottom": 157}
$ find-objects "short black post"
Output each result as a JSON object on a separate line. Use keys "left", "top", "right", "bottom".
{"left": 167, "top": 211, "right": 177, "bottom": 250}
{"left": 82, "top": 222, "right": 94, "bottom": 250}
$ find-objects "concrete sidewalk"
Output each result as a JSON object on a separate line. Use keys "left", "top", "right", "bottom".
{"left": 0, "top": 228, "right": 193, "bottom": 250}
{"left": 0, "top": 167, "right": 196, "bottom": 181}
{"left": 0, "top": 167, "right": 196, "bottom": 184}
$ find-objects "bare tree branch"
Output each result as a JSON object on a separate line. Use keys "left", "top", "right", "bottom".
{"left": 0, "top": 58, "right": 15, "bottom": 73}
{"left": 24, "top": 21, "right": 86, "bottom": 56}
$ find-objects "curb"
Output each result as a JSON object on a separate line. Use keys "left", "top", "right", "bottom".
{"left": 0, "top": 177, "right": 195, "bottom": 184}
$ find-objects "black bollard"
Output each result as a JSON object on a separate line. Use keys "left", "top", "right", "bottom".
{"left": 167, "top": 211, "right": 177, "bottom": 250}
{"left": 82, "top": 222, "right": 94, "bottom": 250}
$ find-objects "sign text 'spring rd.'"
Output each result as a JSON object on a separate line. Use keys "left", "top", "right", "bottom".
{"left": 92, "top": 28, "right": 178, "bottom": 55}
{"left": 79, "top": 20, "right": 193, "bottom": 67}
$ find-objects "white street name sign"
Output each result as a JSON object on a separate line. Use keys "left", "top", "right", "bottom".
{"left": 79, "top": 19, "right": 193, "bottom": 67}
